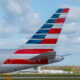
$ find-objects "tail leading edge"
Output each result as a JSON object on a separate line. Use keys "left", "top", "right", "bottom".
{"left": 15, "top": 8, "right": 70, "bottom": 54}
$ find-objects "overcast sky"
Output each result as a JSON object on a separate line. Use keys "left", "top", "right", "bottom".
{"left": 0, "top": 0, "right": 80, "bottom": 65}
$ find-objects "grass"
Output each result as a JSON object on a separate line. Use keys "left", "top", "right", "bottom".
{"left": 1, "top": 78, "right": 80, "bottom": 80}
{"left": 9, "top": 79, "right": 80, "bottom": 80}
{"left": 1, "top": 73, "right": 80, "bottom": 77}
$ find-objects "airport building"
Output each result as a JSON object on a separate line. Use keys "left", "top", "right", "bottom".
{"left": 12, "top": 66, "right": 73, "bottom": 74}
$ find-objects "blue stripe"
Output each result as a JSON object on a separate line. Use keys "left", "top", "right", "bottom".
{"left": 51, "top": 14, "right": 60, "bottom": 18}
{"left": 36, "top": 30, "right": 49, "bottom": 34}
{"left": 27, "top": 40, "right": 42, "bottom": 44}
{"left": 56, "top": 9, "right": 64, "bottom": 13}
{"left": 32, "top": 35, "right": 46, "bottom": 39}
{"left": 47, "top": 19, "right": 56, "bottom": 23}
{"left": 41, "top": 24, "right": 53, "bottom": 28}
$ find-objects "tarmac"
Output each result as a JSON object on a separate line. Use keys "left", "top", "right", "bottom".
{"left": 0, "top": 77, "right": 80, "bottom": 79}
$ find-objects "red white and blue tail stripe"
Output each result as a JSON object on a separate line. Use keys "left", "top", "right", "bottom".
{"left": 15, "top": 8, "right": 70, "bottom": 54}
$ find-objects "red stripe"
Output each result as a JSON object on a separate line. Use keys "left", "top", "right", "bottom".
{"left": 48, "top": 28, "right": 61, "bottom": 34}
{"left": 55, "top": 18, "right": 65, "bottom": 23}
{"left": 62, "top": 8, "right": 69, "bottom": 13}
{"left": 41, "top": 39, "right": 58, "bottom": 44}
{"left": 4, "top": 59, "right": 48, "bottom": 64}
{"left": 14, "top": 49, "right": 53, "bottom": 54}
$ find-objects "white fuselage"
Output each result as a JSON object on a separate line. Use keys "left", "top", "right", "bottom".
{"left": 0, "top": 49, "right": 41, "bottom": 73}
{"left": 0, "top": 49, "right": 64, "bottom": 73}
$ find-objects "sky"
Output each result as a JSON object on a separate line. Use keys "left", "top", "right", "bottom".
{"left": 0, "top": 0, "right": 80, "bottom": 65}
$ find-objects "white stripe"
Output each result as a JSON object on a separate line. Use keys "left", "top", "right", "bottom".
{"left": 40, "top": 28, "right": 50, "bottom": 30}
{"left": 2, "top": 64, "right": 42, "bottom": 67}
{"left": 30, "top": 39, "right": 43, "bottom": 40}
{"left": 35, "top": 33, "right": 47, "bottom": 35}
{"left": 12, "top": 54, "right": 39, "bottom": 59}
{"left": 50, "top": 18, "right": 58, "bottom": 19}
{"left": 45, "top": 23, "right": 54, "bottom": 25}
{"left": 55, "top": 13, "right": 61, "bottom": 14}
{"left": 59, "top": 13, "right": 67, "bottom": 18}
{"left": 45, "top": 34, "right": 59, "bottom": 39}
{"left": 52, "top": 23, "right": 63, "bottom": 28}
{"left": 35, "top": 34, "right": 46, "bottom": 35}
{"left": 21, "top": 44, "right": 55, "bottom": 49}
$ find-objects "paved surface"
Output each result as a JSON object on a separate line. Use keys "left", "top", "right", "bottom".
{"left": 0, "top": 77, "right": 80, "bottom": 79}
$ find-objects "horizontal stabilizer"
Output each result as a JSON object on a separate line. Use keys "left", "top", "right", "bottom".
{"left": 61, "top": 54, "right": 72, "bottom": 57}
{"left": 30, "top": 51, "right": 56, "bottom": 61}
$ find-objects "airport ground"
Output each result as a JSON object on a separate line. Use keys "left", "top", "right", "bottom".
{"left": 0, "top": 65, "right": 80, "bottom": 80}
{"left": 1, "top": 78, "right": 80, "bottom": 80}
{"left": 0, "top": 73, "right": 80, "bottom": 80}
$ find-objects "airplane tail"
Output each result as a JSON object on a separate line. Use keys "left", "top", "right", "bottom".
{"left": 15, "top": 8, "right": 70, "bottom": 54}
